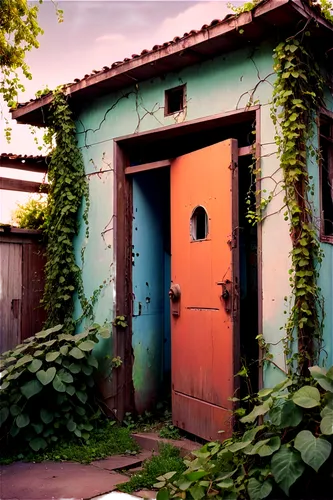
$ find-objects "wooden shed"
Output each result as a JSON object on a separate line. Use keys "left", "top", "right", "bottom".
{"left": 0, "top": 154, "right": 48, "bottom": 352}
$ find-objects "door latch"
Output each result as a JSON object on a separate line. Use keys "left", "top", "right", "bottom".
{"left": 217, "top": 280, "right": 232, "bottom": 313}
{"left": 169, "top": 284, "right": 181, "bottom": 317}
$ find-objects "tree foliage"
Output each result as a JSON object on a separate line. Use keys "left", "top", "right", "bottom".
{"left": 12, "top": 195, "right": 47, "bottom": 230}
{"left": 0, "top": 0, "right": 62, "bottom": 130}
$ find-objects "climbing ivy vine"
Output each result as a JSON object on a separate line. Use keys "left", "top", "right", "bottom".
{"left": 42, "top": 89, "right": 89, "bottom": 331}
{"left": 270, "top": 36, "right": 326, "bottom": 374}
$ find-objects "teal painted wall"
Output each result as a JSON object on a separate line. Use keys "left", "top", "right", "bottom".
{"left": 72, "top": 40, "right": 332, "bottom": 411}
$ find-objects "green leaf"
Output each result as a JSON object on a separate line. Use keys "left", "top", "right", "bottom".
{"left": 78, "top": 340, "right": 96, "bottom": 352}
{"left": 176, "top": 480, "right": 192, "bottom": 490}
{"left": 156, "top": 489, "right": 170, "bottom": 500}
{"left": 247, "top": 478, "right": 272, "bottom": 500}
{"left": 87, "top": 355, "right": 98, "bottom": 368}
{"left": 35, "top": 330, "right": 52, "bottom": 339}
{"left": 240, "top": 400, "right": 271, "bottom": 424}
{"left": 189, "top": 485, "right": 205, "bottom": 500}
{"left": 258, "top": 388, "right": 273, "bottom": 398}
{"left": 269, "top": 399, "right": 302, "bottom": 428}
{"left": 32, "top": 422, "right": 44, "bottom": 434}
{"left": 271, "top": 445, "right": 304, "bottom": 496}
{"left": 68, "top": 363, "right": 81, "bottom": 373}
{"left": 53, "top": 374, "right": 66, "bottom": 392}
{"left": 294, "top": 430, "right": 332, "bottom": 472}
{"left": 82, "top": 364, "right": 93, "bottom": 376}
{"left": 98, "top": 327, "right": 111, "bottom": 339}
{"left": 43, "top": 339, "right": 57, "bottom": 347}
{"left": 34, "top": 350, "right": 44, "bottom": 357}
{"left": 76, "top": 406, "right": 86, "bottom": 416}
{"left": 66, "top": 385, "right": 75, "bottom": 396}
{"left": 16, "top": 413, "right": 30, "bottom": 428}
{"left": 58, "top": 334, "right": 75, "bottom": 341}
{"left": 0, "top": 380, "right": 10, "bottom": 390}
{"left": 185, "top": 471, "right": 208, "bottom": 481}
{"left": 46, "top": 351, "right": 60, "bottom": 362}
{"left": 245, "top": 436, "right": 280, "bottom": 457}
{"left": 320, "top": 416, "right": 333, "bottom": 435}
{"left": 69, "top": 347, "right": 85, "bottom": 359}
{"left": 30, "top": 437, "right": 47, "bottom": 451}
{"left": 57, "top": 369, "right": 73, "bottom": 384}
{"left": 292, "top": 386, "right": 320, "bottom": 408}
{"left": 228, "top": 440, "right": 252, "bottom": 453}
{"left": 242, "top": 426, "right": 264, "bottom": 443}
{"left": 0, "top": 407, "right": 9, "bottom": 427}
{"left": 321, "top": 402, "right": 333, "bottom": 418}
{"left": 36, "top": 367, "right": 56, "bottom": 385}
{"left": 60, "top": 345, "right": 69, "bottom": 356}
{"left": 309, "top": 366, "right": 333, "bottom": 392}
{"left": 216, "top": 469, "right": 237, "bottom": 481}
{"left": 82, "top": 423, "right": 93, "bottom": 432}
{"left": 76, "top": 391, "right": 88, "bottom": 404}
{"left": 216, "top": 479, "right": 234, "bottom": 489}
{"left": 21, "top": 379, "right": 43, "bottom": 399}
{"left": 28, "top": 359, "right": 43, "bottom": 373}
{"left": 40, "top": 408, "right": 54, "bottom": 424}
{"left": 67, "top": 420, "right": 76, "bottom": 432}
{"left": 10, "top": 405, "right": 21, "bottom": 417}
{"left": 15, "top": 354, "right": 33, "bottom": 368}
{"left": 36, "top": 325, "right": 62, "bottom": 338}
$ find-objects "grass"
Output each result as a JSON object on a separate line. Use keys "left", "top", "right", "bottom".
{"left": 0, "top": 420, "right": 139, "bottom": 465}
{"left": 118, "top": 443, "right": 186, "bottom": 494}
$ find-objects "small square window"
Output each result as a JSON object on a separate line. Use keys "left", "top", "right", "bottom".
{"left": 165, "top": 85, "right": 186, "bottom": 116}
{"left": 319, "top": 113, "right": 333, "bottom": 242}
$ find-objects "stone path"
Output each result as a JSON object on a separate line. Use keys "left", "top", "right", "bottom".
{"left": 0, "top": 433, "right": 198, "bottom": 500}
{"left": 0, "top": 452, "right": 154, "bottom": 500}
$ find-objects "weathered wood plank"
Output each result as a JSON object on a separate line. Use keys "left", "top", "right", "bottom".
{"left": 0, "top": 243, "right": 22, "bottom": 353}
{"left": 125, "top": 160, "right": 171, "bottom": 175}
{"left": 0, "top": 177, "right": 48, "bottom": 193}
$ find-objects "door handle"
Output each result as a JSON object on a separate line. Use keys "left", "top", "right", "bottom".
{"left": 217, "top": 280, "right": 232, "bottom": 313}
{"left": 11, "top": 299, "right": 20, "bottom": 319}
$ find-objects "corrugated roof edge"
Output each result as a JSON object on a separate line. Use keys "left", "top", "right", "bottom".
{"left": 0, "top": 153, "right": 48, "bottom": 172}
{"left": 1, "top": 153, "right": 46, "bottom": 161}
{"left": 10, "top": 0, "right": 333, "bottom": 126}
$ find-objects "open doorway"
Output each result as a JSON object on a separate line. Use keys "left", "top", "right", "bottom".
{"left": 115, "top": 108, "right": 260, "bottom": 439}
{"left": 131, "top": 167, "right": 171, "bottom": 414}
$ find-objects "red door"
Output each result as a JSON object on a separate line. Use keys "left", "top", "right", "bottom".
{"left": 170, "top": 139, "right": 239, "bottom": 441}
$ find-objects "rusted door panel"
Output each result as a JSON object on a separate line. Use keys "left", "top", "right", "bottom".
{"left": 171, "top": 139, "right": 239, "bottom": 441}
{"left": 173, "top": 392, "right": 233, "bottom": 442}
{"left": 0, "top": 243, "right": 22, "bottom": 353}
{"left": 172, "top": 309, "right": 233, "bottom": 406}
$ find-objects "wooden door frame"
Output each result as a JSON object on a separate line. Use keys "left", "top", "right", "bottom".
{"left": 112, "top": 106, "right": 262, "bottom": 420}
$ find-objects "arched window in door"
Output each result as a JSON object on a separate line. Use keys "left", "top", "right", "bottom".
{"left": 190, "top": 206, "right": 208, "bottom": 241}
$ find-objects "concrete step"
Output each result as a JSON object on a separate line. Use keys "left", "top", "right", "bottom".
{"left": 131, "top": 432, "right": 200, "bottom": 457}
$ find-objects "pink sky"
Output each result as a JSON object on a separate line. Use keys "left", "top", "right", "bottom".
{"left": 1, "top": 0, "right": 238, "bottom": 223}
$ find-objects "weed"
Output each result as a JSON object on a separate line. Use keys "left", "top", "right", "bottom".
{"left": 118, "top": 444, "right": 186, "bottom": 493}
{"left": 159, "top": 424, "right": 181, "bottom": 440}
